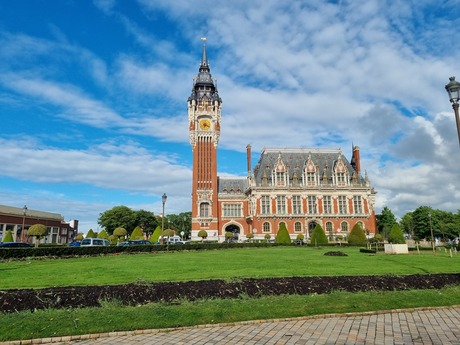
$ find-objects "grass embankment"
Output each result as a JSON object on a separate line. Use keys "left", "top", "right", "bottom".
{"left": 1, "top": 246, "right": 458, "bottom": 289}
{"left": 0, "top": 246, "right": 459, "bottom": 341}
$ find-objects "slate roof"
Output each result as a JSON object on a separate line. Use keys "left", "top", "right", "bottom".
{"left": 218, "top": 177, "right": 248, "bottom": 194}
{"left": 253, "top": 148, "right": 364, "bottom": 185}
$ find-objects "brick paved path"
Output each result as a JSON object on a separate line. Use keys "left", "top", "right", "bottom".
{"left": 4, "top": 307, "right": 460, "bottom": 345}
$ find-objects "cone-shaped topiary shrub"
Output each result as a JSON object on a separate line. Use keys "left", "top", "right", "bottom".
{"left": 130, "top": 226, "right": 144, "bottom": 240}
{"left": 389, "top": 223, "right": 405, "bottom": 244}
{"left": 310, "top": 224, "right": 328, "bottom": 245}
{"left": 97, "top": 229, "right": 109, "bottom": 239}
{"left": 348, "top": 223, "right": 367, "bottom": 245}
{"left": 2, "top": 230, "right": 14, "bottom": 242}
{"left": 275, "top": 223, "right": 291, "bottom": 244}
{"left": 86, "top": 229, "right": 96, "bottom": 238}
{"left": 151, "top": 226, "right": 162, "bottom": 243}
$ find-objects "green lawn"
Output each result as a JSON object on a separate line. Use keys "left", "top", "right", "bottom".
{"left": 1, "top": 246, "right": 459, "bottom": 342}
{"left": 1, "top": 246, "right": 458, "bottom": 289}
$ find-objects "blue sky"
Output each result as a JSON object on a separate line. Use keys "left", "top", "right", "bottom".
{"left": 1, "top": 0, "right": 459, "bottom": 233}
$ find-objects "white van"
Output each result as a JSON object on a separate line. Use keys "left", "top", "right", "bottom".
{"left": 80, "top": 238, "right": 110, "bottom": 246}
{"left": 164, "top": 236, "right": 182, "bottom": 244}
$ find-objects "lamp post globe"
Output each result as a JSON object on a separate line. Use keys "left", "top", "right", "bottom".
{"left": 445, "top": 76, "right": 460, "bottom": 146}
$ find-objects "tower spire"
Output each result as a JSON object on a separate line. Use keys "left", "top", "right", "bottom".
{"left": 200, "top": 37, "right": 208, "bottom": 69}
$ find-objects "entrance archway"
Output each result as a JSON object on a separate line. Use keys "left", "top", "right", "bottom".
{"left": 224, "top": 224, "right": 240, "bottom": 242}
{"left": 308, "top": 221, "right": 317, "bottom": 237}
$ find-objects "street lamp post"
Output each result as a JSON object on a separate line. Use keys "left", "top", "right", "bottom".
{"left": 445, "top": 76, "right": 460, "bottom": 146}
{"left": 160, "top": 193, "right": 167, "bottom": 245}
{"left": 21, "top": 205, "right": 27, "bottom": 242}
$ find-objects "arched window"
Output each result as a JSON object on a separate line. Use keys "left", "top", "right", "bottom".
{"left": 279, "top": 222, "right": 287, "bottom": 232}
{"left": 263, "top": 222, "right": 271, "bottom": 233}
{"left": 294, "top": 222, "right": 302, "bottom": 232}
{"left": 341, "top": 221, "right": 349, "bottom": 232}
{"left": 199, "top": 202, "right": 210, "bottom": 217}
{"left": 326, "top": 222, "right": 333, "bottom": 233}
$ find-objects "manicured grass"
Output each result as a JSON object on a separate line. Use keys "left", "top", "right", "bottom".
{"left": 1, "top": 286, "right": 459, "bottom": 342}
{"left": 1, "top": 246, "right": 458, "bottom": 289}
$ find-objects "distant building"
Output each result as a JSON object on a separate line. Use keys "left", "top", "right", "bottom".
{"left": 0, "top": 205, "right": 78, "bottom": 244}
{"left": 188, "top": 41, "right": 377, "bottom": 242}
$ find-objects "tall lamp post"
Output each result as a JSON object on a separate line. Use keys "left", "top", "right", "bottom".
{"left": 160, "top": 193, "right": 167, "bottom": 245}
{"left": 445, "top": 76, "right": 460, "bottom": 146}
{"left": 21, "top": 205, "right": 27, "bottom": 242}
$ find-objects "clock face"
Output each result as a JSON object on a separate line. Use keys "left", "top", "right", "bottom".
{"left": 199, "top": 119, "right": 211, "bottom": 130}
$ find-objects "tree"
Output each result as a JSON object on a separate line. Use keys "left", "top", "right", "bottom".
{"left": 246, "top": 233, "right": 254, "bottom": 241}
{"left": 400, "top": 212, "right": 415, "bottom": 238}
{"left": 166, "top": 212, "right": 192, "bottom": 239}
{"left": 197, "top": 230, "right": 208, "bottom": 242}
{"left": 310, "top": 224, "right": 328, "bottom": 246}
{"left": 348, "top": 223, "right": 367, "bottom": 245}
{"left": 225, "top": 231, "right": 233, "bottom": 242}
{"left": 97, "top": 230, "right": 109, "bottom": 239}
{"left": 98, "top": 206, "right": 137, "bottom": 235}
{"left": 389, "top": 223, "right": 405, "bottom": 244}
{"left": 76, "top": 233, "right": 84, "bottom": 241}
{"left": 130, "top": 226, "right": 144, "bottom": 240}
{"left": 275, "top": 223, "right": 291, "bottom": 244}
{"left": 2, "top": 230, "right": 13, "bottom": 242}
{"left": 86, "top": 229, "right": 96, "bottom": 238}
{"left": 412, "top": 206, "right": 434, "bottom": 240}
{"left": 113, "top": 227, "right": 127, "bottom": 242}
{"left": 376, "top": 206, "right": 397, "bottom": 240}
{"left": 27, "top": 224, "right": 48, "bottom": 248}
{"left": 135, "top": 209, "right": 158, "bottom": 238}
{"left": 151, "top": 226, "right": 162, "bottom": 243}
{"left": 264, "top": 234, "right": 271, "bottom": 242}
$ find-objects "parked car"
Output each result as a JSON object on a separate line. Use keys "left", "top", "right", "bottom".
{"left": 66, "top": 241, "right": 81, "bottom": 247}
{"left": 117, "top": 240, "right": 152, "bottom": 246}
{"left": 80, "top": 238, "right": 110, "bottom": 247}
{"left": 175, "top": 241, "right": 191, "bottom": 245}
{"left": 0, "top": 242, "right": 33, "bottom": 248}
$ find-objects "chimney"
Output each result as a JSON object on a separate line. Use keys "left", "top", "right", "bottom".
{"left": 246, "top": 144, "right": 252, "bottom": 176}
{"left": 352, "top": 146, "right": 361, "bottom": 174}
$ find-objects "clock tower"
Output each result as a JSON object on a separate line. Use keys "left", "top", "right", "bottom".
{"left": 188, "top": 39, "right": 222, "bottom": 240}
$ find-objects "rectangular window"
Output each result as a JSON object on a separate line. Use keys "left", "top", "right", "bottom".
{"left": 276, "top": 195, "right": 286, "bottom": 214}
{"left": 292, "top": 195, "right": 302, "bottom": 214}
{"left": 261, "top": 195, "right": 271, "bottom": 214}
{"left": 276, "top": 172, "right": 285, "bottom": 186}
{"left": 353, "top": 196, "right": 363, "bottom": 214}
{"left": 200, "top": 203, "right": 209, "bottom": 217}
{"left": 61, "top": 228, "right": 67, "bottom": 235}
{"left": 223, "top": 203, "right": 242, "bottom": 218}
{"left": 337, "top": 172, "right": 346, "bottom": 186}
{"left": 338, "top": 196, "right": 347, "bottom": 214}
{"left": 307, "top": 196, "right": 317, "bottom": 214}
{"left": 323, "top": 196, "right": 332, "bottom": 214}
{"left": 307, "top": 172, "right": 316, "bottom": 186}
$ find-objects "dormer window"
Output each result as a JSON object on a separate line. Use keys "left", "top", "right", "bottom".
{"left": 303, "top": 154, "right": 317, "bottom": 186}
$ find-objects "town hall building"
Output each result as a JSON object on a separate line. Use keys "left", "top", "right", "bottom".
{"left": 188, "top": 41, "right": 377, "bottom": 242}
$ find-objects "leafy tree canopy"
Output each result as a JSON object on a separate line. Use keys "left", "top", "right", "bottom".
{"left": 113, "top": 227, "right": 127, "bottom": 240}
{"left": 197, "top": 230, "right": 208, "bottom": 240}
{"left": 97, "top": 230, "right": 109, "bottom": 239}
{"left": 376, "top": 206, "right": 397, "bottom": 239}
{"left": 27, "top": 224, "right": 48, "bottom": 248}
{"left": 98, "top": 206, "right": 138, "bottom": 235}
{"left": 151, "top": 226, "right": 162, "bottom": 243}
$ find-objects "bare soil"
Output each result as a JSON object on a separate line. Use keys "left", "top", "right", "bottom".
{"left": 1, "top": 273, "right": 459, "bottom": 313}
